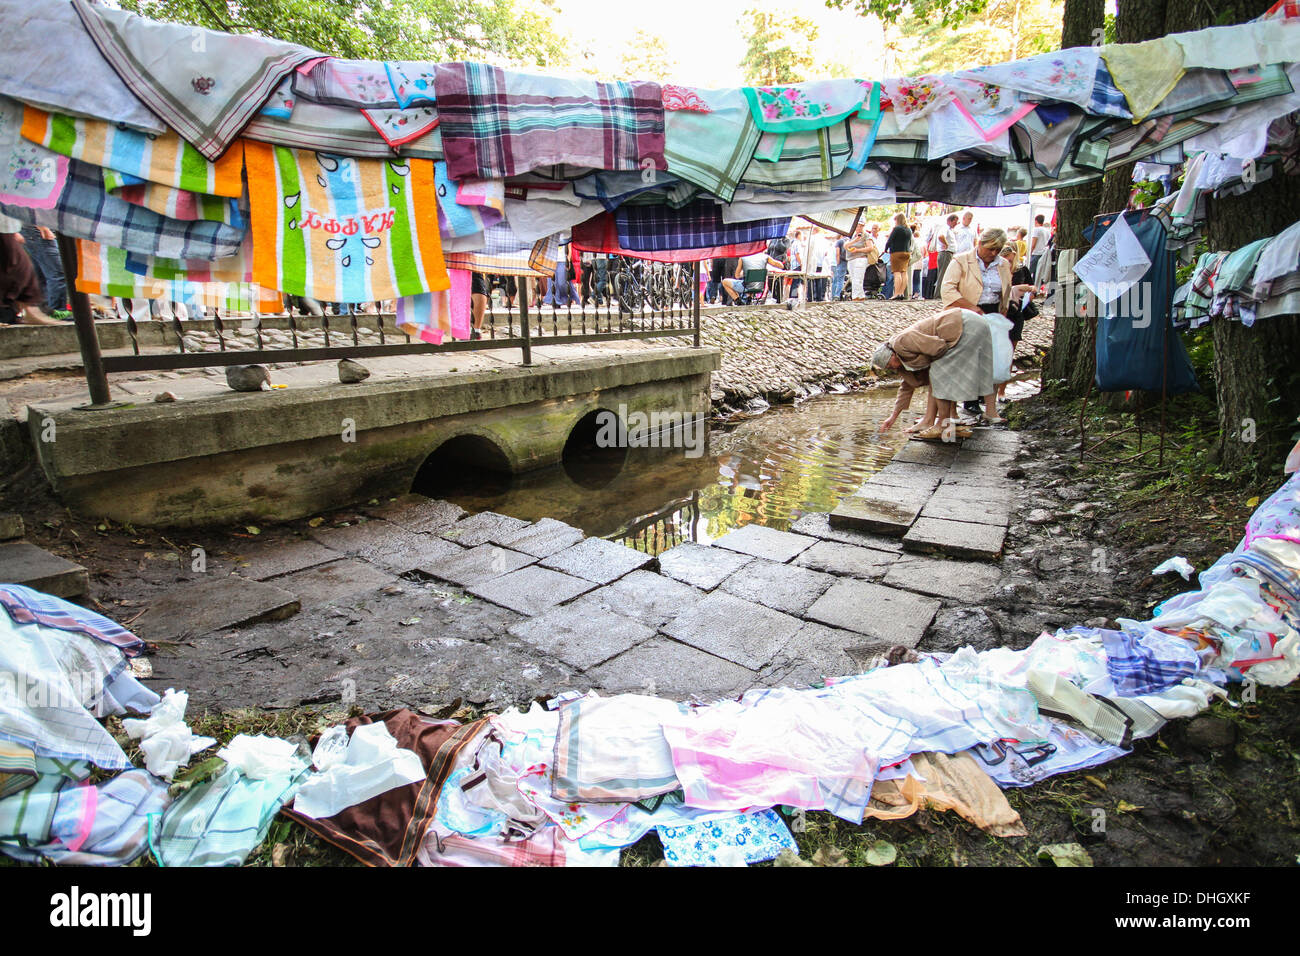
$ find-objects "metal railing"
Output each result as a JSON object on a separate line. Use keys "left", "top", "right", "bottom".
{"left": 56, "top": 240, "right": 702, "bottom": 406}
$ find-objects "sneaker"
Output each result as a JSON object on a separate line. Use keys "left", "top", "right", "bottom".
{"left": 470, "top": 328, "right": 482, "bottom": 340}
{"left": 49, "top": 309, "right": 72, "bottom": 321}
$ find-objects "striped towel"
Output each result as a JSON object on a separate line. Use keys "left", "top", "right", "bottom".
{"left": 395, "top": 269, "right": 473, "bottom": 343}
{"left": 103, "top": 170, "right": 242, "bottom": 226}
{"left": 78, "top": 240, "right": 282, "bottom": 313}
{"left": 75, "top": 240, "right": 175, "bottom": 299}
{"left": 21, "top": 106, "right": 243, "bottom": 198}
{"left": 435, "top": 162, "right": 503, "bottom": 240}
{"left": 0, "top": 584, "right": 144, "bottom": 655}
{"left": 245, "top": 141, "right": 448, "bottom": 302}
{"left": 0, "top": 742, "right": 36, "bottom": 800}
{"left": 433, "top": 62, "right": 666, "bottom": 180}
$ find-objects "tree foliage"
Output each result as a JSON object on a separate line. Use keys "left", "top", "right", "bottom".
{"left": 739, "top": 9, "right": 821, "bottom": 85}
{"left": 618, "top": 29, "right": 678, "bottom": 82}
{"left": 824, "top": 0, "right": 993, "bottom": 27}
{"left": 118, "top": 0, "right": 568, "bottom": 67}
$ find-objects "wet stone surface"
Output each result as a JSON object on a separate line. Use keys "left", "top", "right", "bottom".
{"left": 711, "top": 524, "right": 818, "bottom": 563}
{"left": 657, "top": 542, "right": 754, "bottom": 591}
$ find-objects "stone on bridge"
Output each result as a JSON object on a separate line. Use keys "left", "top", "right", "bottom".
{"left": 793, "top": 540, "right": 900, "bottom": 579}
{"left": 902, "top": 516, "right": 1007, "bottom": 561}
{"left": 585, "top": 637, "right": 757, "bottom": 699}
{"left": 497, "top": 518, "right": 586, "bottom": 558}
{"left": 508, "top": 600, "right": 655, "bottom": 670}
{"left": 133, "top": 575, "right": 300, "bottom": 642}
{"left": 539, "top": 537, "right": 655, "bottom": 584}
{"left": 438, "top": 511, "right": 531, "bottom": 548}
{"left": 803, "top": 579, "right": 940, "bottom": 647}
{"left": 422, "top": 543, "right": 535, "bottom": 588}
{"left": 662, "top": 591, "right": 804, "bottom": 669}
{"left": 882, "top": 554, "right": 1004, "bottom": 601}
{"left": 718, "top": 557, "right": 837, "bottom": 615}
{"left": 829, "top": 483, "right": 929, "bottom": 536}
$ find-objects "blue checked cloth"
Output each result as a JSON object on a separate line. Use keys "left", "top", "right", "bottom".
{"left": 614, "top": 200, "right": 788, "bottom": 252}
{"left": 1089, "top": 61, "right": 1134, "bottom": 119}
{"left": 1100, "top": 623, "right": 1201, "bottom": 697}
{"left": 0, "top": 584, "right": 144, "bottom": 656}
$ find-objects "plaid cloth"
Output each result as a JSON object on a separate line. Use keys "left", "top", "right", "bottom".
{"left": 444, "top": 220, "right": 560, "bottom": 276}
{"left": 433, "top": 62, "right": 667, "bottom": 180}
{"left": 571, "top": 211, "right": 767, "bottom": 264}
{"left": 1089, "top": 61, "right": 1134, "bottom": 119}
{"left": 614, "top": 200, "right": 788, "bottom": 253}
{"left": 1100, "top": 624, "right": 1201, "bottom": 697}
{"left": 0, "top": 158, "right": 244, "bottom": 260}
{"left": 742, "top": 121, "right": 854, "bottom": 186}
{"left": 664, "top": 88, "right": 763, "bottom": 202}
{"left": 0, "top": 584, "right": 143, "bottom": 656}
{"left": 551, "top": 695, "right": 683, "bottom": 804}
{"left": 0, "top": 741, "right": 35, "bottom": 800}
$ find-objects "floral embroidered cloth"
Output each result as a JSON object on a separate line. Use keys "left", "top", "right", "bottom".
{"left": 362, "top": 106, "right": 439, "bottom": 148}
{"left": 0, "top": 99, "right": 66, "bottom": 211}
{"left": 384, "top": 61, "right": 439, "bottom": 108}
{"left": 955, "top": 46, "right": 1101, "bottom": 111}
{"left": 742, "top": 79, "right": 880, "bottom": 133}
{"left": 293, "top": 58, "right": 398, "bottom": 108}
{"left": 661, "top": 85, "right": 711, "bottom": 112}
{"left": 879, "top": 75, "right": 954, "bottom": 132}
{"left": 657, "top": 809, "right": 796, "bottom": 867}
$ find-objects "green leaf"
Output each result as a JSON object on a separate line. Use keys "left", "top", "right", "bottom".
{"left": 1037, "top": 843, "right": 1093, "bottom": 867}
{"left": 865, "top": 840, "right": 897, "bottom": 866}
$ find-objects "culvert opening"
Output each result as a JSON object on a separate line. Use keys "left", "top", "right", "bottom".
{"left": 412, "top": 434, "right": 513, "bottom": 498}
{"left": 563, "top": 409, "right": 627, "bottom": 489}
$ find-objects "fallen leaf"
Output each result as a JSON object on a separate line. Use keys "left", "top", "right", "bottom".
{"left": 1246, "top": 496, "right": 1260, "bottom": 508}
{"left": 271, "top": 843, "right": 290, "bottom": 867}
{"left": 1116, "top": 800, "right": 1143, "bottom": 813}
{"left": 399, "top": 617, "right": 422, "bottom": 626}
{"left": 812, "top": 846, "right": 849, "bottom": 867}
{"left": 774, "top": 848, "right": 813, "bottom": 867}
{"left": 865, "top": 840, "right": 897, "bottom": 866}
{"left": 1038, "top": 843, "right": 1093, "bottom": 867}
{"left": 245, "top": 526, "right": 261, "bottom": 535}
{"left": 308, "top": 517, "right": 324, "bottom": 528}
{"left": 1084, "top": 775, "right": 1107, "bottom": 790}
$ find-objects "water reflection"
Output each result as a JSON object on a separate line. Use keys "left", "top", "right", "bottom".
{"left": 435, "top": 388, "right": 911, "bottom": 555}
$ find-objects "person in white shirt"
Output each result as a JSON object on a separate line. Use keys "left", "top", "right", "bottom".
{"left": 1028, "top": 213, "right": 1051, "bottom": 277}
{"left": 933, "top": 213, "right": 960, "bottom": 295}
{"left": 951, "top": 211, "right": 977, "bottom": 256}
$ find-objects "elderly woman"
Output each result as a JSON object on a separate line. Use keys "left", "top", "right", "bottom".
{"left": 872, "top": 307, "right": 974, "bottom": 439}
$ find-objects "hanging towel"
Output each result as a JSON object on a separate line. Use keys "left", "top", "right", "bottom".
{"left": 0, "top": 98, "right": 67, "bottom": 212}
{"left": 742, "top": 79, "right": 879, "bottom": 133}
{"left": 245, "top": 141, "right": 448, "bottom": 302}
{"left": 76, "top": 240, "right": 179, "bottom": 299}
{"left": 21, "top": 106, "right": 244, "bottom": 198}
{"left": 879, "top": 75, "right": 955, "bottom": 132}
{"left": 662, "top": 85, "right": 711, "bottom": 112}
{"left": 433, "top": 62, "right": 666, "bottom": 180}
{"left": 293, "top": 59, "right": 399, "bottom": 108}
{"left": 1089, "top": 61, "right": 1135, "bottom": 119}
{"left": 1101, "top": 39, "right": 1186, "bottom": 122}
{"left": 741, "top": 121, "right": 854, "bottom": 186}
{"left": 444, "top": 220, "right": 560, "bottom": 276}
{"left": 384, "top": 62, "right": 440, "bottom": 108}
{"left": 926, "top": 101, "right": 1014, "bottom": 161}
{"left": 363, "top": 106, "right": 439, "bottom": 148}
{"left": 71, "top": 0, "right": 320, "bottom": 160}
{"left": 395, "top": 269, "right": 473, "bottom": 343}
{"left": 944, "top": 80, "right": 1037, "bottom": 141}
{"left": 104, "top": 171, "right": 241, "bottom": 225}
{"left": 434, "top": 163, "right": 504, "bottom": 241}
{"left": 244, "top": 96, "right": 436, "bottom": 159}
{"left": 955, "top": 47, "right": 1100, "bottom": 110}
{"left": 613, "top": 200, "right": 789, "bottom": 253}
{"left": 662, "top": 87, "right": 760, "bottom": 203}
{"left": 571, "top": 212, "right": 767, "bottom": 264}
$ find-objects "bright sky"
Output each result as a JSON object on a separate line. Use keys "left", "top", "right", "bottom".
{"left": 549, "top": 0, "right": 887, "bottom": 87}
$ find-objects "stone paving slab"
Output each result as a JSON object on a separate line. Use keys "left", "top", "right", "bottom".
{"left": 134, "top": 575, "right": 300, "bottom": 642}
{"left": 952, "top": 448, "right": 1018, "bottom": 472}
{"left": 937, "top": 472, "right": 1020, "bottom": 493}
{"left": 872, "top": 461, "right": 948, "bottom": 488}
{"left": 718, "top": 557, "right": 837, "bottom": 615}
{"left": 422, "top": 543, "right": 535, "bottom": 588}
{"left": 961, "top": 428, "right": 1021, "bottom": 454}
{"left": 585, "top": 637, "right": 756, "bottom": 699}
{"left": 919, "top": 495, "right": 1011, "bottom": 528}
{"left": 508, "top": 600, "right": 655, "bottom": 670}
{"left": 711, "top": 524, "right": 817, "bottom": 563}
{"left": 928, "top": 481, "right": 1016, "bottom": 508}
{"left": 365, "top": 495, "right": 466, "bottom": 533}
{"left": 308, "top": 518, "right": 463, "bottom": 574}
{"left": 882, "top": 554, "right": 1004, "bottom": 601}
{"left": 803, "top": 579, "right": 940, "bottom": 647}
{"left": 439, "top": 511, "right": 531, "bottom": 547}
{"left": 759, "top": 621, "right": 870, "bottom": 687}
{"left": 234, "top": 536, "right": 342, "bottom": 581}
{"left": 273, "top": 558, "right": 399, "bottom": 609}
{"left": 0, "top": 541, "right": 88, "bottom": 599}
{"left": 789, "top": 512, "right": 905, "bottom": 553}
{"left": 497, "top": 518, "right": 586, "bottom": 558}
{"left": 657, "top": 542, "right": 754, "bottom": 590}
{"left": 793, "top": 540, "right": 900, "bottom": 580}
{"left": 902, "top": 517, "right": 1007, "bottom": 561}
{"left": 830, "top": 488, "right": 926, "bottom": 536}
{"left": 540, "top": 537, "right": 655, "bottom": 584}
{"left": 892, "top": 441, "right": 960, "bottom": 467}
{"left": 468, "top": 564, "right": 594, "bottom": 616}
{"left": 662, "top": 591, "right": 803, "bottom": 670}
{"left": 573, "top": 570, "right": 705, "bottom": 629}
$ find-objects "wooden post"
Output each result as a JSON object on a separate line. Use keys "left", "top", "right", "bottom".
{"left": 55, "top": 233, "right": 112, "bottom": 406}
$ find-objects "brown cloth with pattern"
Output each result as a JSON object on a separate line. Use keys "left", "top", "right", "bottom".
{"left": 0, "top": 233, "right": 42, "bottom": 312}
{"left": 282, "top": 709, "right": 487, "bottom": 867}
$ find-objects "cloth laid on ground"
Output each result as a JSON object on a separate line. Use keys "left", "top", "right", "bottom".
{"left": 657, "top": 808, "right": 796, "bottom": 867}
{"left": 394, "top": 270, "right": 472, "bottom": 344}
{"left": 928, "top": 310, "right": 995, "bottom": 403}
{"left": 419, "top": 822, "right": 619, "bottom": 867}
{"left": 72, "top": 0, "right": 320, "bottom": 160}
{"left": 20, "top": 106, "right": 244, "bottom": 198}
{"left": 0, "top": 612, "right": 158, "bottom": 771}
{"left": 0, "top": 0, "right": 165, "bottom": 134}
{"left": 1025, "top": 670, "right": 1166, "bottom": 747}
{"left": 742, "top": 79, "right": 878, "bottom": 133}
{"left": 282, "top": 710, "right": 486, "bottom": 867}
{"left": 613, "top": 201, "right": 788, "bottom": 253}
{"left": 571, "top": 212, "right": 767, "bottom": 264}
{"left": 433, "top": 63, "right": 666, "bottom": 181}
{"left": 662, "top": 87, "right": 761, "bottom": 203}
{"left": 860, "top": 751, "right": 1027, "bottom": 837}
{"left": 0, "top": 742, "right": 38, "bottom": 799}
{"left": 1098, "top": 621, "right": 1204, "bottom": 696}
{"left": 121, "top": 689, "right": 216, "bottom": 781}
{"left": 292, "top": 721, "right": 428, "bottom": 819}
{"left": 245, "top": 142, "right": 448, "bottom": 302}
{"left": 955, "top": 47, "right": 1100, "bottom": 111}
{"left": 0, "top": 584, "right": 144, "bottom": 656}
{"left": 972, "top": 723, "right": 1128, "bottom": 790}
{"left": 1100, "top": 38, "right": 1187, "bottom": 122}
{"left": 293, "top": 59, "right": 399, "bottom": 109}
{"left": 551, "top": 694, "right": 683, "bottom": 804}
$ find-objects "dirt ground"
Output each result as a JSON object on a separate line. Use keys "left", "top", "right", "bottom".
{"left": 4, "top": 385, "right": 1298, "bottom": 867}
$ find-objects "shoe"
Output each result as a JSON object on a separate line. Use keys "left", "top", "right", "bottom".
{"left": 48, "top": 309, "right": 72, "bottom": 321}
{"left": 962, "top": 400, "right": 984, "bottom": 414}
{"left": 470, "top": 328, "right": 482, "bottom": 340}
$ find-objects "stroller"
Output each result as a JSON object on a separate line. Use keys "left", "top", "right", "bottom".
{"left": 861, "top": 260, "right": 886, "bottom": 297}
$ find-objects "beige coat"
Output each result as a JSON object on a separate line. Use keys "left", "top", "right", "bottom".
{"left": 940, "top": 249, "right": 1012, "bottom": 314}
{"left": 889, "top": 308, "right": 965, "bottom": 371}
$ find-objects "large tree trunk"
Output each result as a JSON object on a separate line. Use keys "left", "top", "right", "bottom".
{"left": 1046, "top": 0, "right": 1105, "bottom": 389}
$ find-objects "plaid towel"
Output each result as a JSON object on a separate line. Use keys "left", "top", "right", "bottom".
{"left": 80, "top": 240, "right": 282, "bottom": 314}
{"left": 72, "top": 0, "right": 319, "bottom": 160}
{"left": 434, "top": 62, "right": 666, "bottom": 180}
{"left": 571, "top": 211, "right": 767, "bottom": 264}
{"left": 0, "top": 584, "right": 143, "bottom": 655}
{"left": 445, "top": 220, "right": 560, "bottom": 276}
{"left": 246, "top": 141, "right": 448, "bottom": 302}
{"left": 1089, "top": 61, "right": 1135, "bottom": 119}
{"left": 663, "top": 87, "right": 761, "bottom": 203}
{"left": 1100, "top": 624, "right": 1201, "bottom": 697}
{"left": 0, "top": 742, "right": 36, "bottom": 800}
{"left": 741, "top": 121, "right": 854, "bottom": 186}
{"left": 614, "top": 200, "right": 788, "bottom": 253}
{"left": 37, "top": 770, "right": 170, "bottom": 866}
{"left": 21, "top": 106, "right": 243, "bottom": 198}
{"left": 395, "top": 269, "right": 473, "bottom": 344}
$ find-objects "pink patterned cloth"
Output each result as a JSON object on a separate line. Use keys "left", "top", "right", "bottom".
{"left": 662, "top": 84, "right": 711, "bottom": 112}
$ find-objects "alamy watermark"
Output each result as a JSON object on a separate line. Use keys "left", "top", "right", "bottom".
{"left": 593, "top": 405, "right": 706, "bottom": 458}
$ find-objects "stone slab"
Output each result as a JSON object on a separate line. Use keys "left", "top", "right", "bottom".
{"left": 0, "top": 513, "right": 24, "bottom": 541}
{"left": 928, "top": 481, "right": 1015, "bottom": 508}
{"left": 309, "top": 518, "right": 462, "bottom": 574}
{"left": 497, "top": 518, "right": 586, "bottom": 558}
{"left": 881, "top": 554, "right": 1004, "bottom": 601}
{"left": 422, "top": 543, "right": 535, "bottom": 587}
{"left": 892, "top": 441, "right": 960, "bottom": 467}
{"left": 0, "top": 541, "right": 87, "bottom": 599}
{"left": 961, "top": 428, "right": 1021, "bottom": 454}
{"left": 439, "top": 511, "right": 530, "bottom": 547}
{"left": 539, "top": 537, "right": 654, "bottom": 584}
{"left": 508, "top": 600, "right": 655, "bottom": 670}
{"left": 234, "top": 537, "right": 342, "bottom": 581}
{"left": 803, "top": 579, "right": 940, "bottom": 647}
{"left": 789, "top": 512, "right": 905, "bottom": 553}
{"left": 951, "top": 449, "right": 1017, "bottom": 473}
{"left": 719, "top": 557, "right": 837, "bottom": 615}
{"left": 662, "top": 591, "right": 803, "bottom": 670}
{"left": 873, "top": 461, "right": 948, "bottom": 487}
{"left": 574, "top": 570, "right": 705, "bottom": 629}
{"left": 760, "top": 621, "right": 870, "bottom": 687}
{"left": 793, "top": 540, "right": 899, "bottom": 580}
{"left": 937, "top": 472, "right": 1019, "bottom": 493}
{"left": 919, "top": 495, "right": 1011, "bottom": 528}
{"left": 657, "top": 542, "right": 754, "bottom": 590}
{"left": 585, "top": 637, "right": 757, "bottom": 699}
{"left": 711, "top": 524, "right": 817, "bottom": 563}
{"left": 468, "top": 564, "right": 595, "bottom": 616}
{"left": 830, "top": 489, "right": 925, "bottom": 536}
{"left": 274, "top": 559, "right": 399, "bottom": 609}
{"left": 902, "top": 517, "right": 1007, "bottom": 561}
{"left": 134, "top": 575, "right": 300, "bottom": 642}
{"left": 365, "top": 495, "right": 466, "bottom": 533}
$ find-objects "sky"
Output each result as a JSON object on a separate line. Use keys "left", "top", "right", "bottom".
{"left": 548, "top": 0, "right": 887, "bottom": 87}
